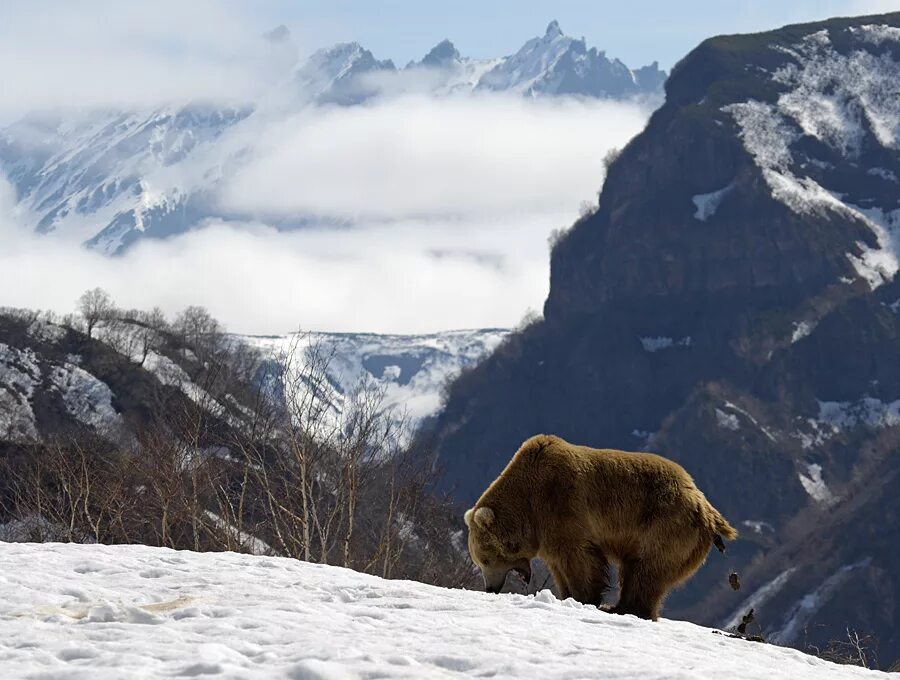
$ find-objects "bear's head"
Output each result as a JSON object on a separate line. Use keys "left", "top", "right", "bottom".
{"left": 463, "top": 505, "right": 533, "bottom": 593}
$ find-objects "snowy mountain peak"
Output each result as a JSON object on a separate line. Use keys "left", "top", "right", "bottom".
{"left": 303, "top": 41, "right": 394, "bottom": 74}
{"left": 545, "top": 19, "right": 564, "bottom": 39}
{"left": 476, "top": 21, "right": 657, "bottom": 99}
{"left": 421, "top": 39, "right": 461, "bottom": 67}
{"left": 295, "top": 42, "right": 396, "bottom": 105}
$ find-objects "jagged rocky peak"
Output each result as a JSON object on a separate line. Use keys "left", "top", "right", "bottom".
{"left": 303, "top": 42, "right": 395, "bottom": 73}
{"left": 420, "top": 39, "right": 461, "bottom": 67}
{"left": 545, "top": 20, "right": 564, "bottom": 40}
{"left": 295, "top": 41, "right": 396, "bottom": 105}
{"left": 475, "top": 19, "right": 664, "bottom": 97}
{"left": 633, "top": 61, "right": 666, "bottom": 91}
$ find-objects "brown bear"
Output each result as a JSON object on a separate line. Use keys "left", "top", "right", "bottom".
{"left": 464, "top": 434, "right": 737, "bottom": 620}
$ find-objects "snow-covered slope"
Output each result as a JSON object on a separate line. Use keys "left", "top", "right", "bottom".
{"left": 243, "top": 329, "right": 508, "bottom": 434}
{"left": 0, "top": 542, "right": 882, "bottom": 679}
{"left": 0, "top": 316, "right": 127, "bottom": 442}
{"left": 0, "top": 310, "right": 258, "bottom": 446}
{"left": 0, "top": 106, "right": 252, "bottom": 253}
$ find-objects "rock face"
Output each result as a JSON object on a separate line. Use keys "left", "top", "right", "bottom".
{"left": 424, "top": 12, "right": 900, "bottom": 662}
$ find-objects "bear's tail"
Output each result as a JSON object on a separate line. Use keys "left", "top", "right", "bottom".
{"left": 709, "top": 505, "right": 738, "bottom": 554}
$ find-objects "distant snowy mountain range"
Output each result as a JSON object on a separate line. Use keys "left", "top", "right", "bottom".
{"left": 244, "top": 329, "right": 509, "bottom": 435}
{"left": 300, "top": 20, "right": 665, "bottom": 104}
{"left": 0, "top": 21, "right": 664, "bottom": 254}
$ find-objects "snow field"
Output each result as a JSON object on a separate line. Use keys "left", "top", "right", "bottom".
{"left": 0, "top": 542, "right": 886, "bottom": 679}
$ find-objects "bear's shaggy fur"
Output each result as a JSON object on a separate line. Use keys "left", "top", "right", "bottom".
{"left": 464, "top": 434, "right": 737, "bottom": 620}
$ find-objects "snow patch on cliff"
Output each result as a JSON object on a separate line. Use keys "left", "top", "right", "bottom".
{"left": 715, "top": 408, "right": 740, "bottom": 431}
{"left": 818, "top": 396, "right": 900, "bottom": 430}
{"left": 798, "top": 463, "right": 836, "bottom": 505}
{"left": 49, "top": 362, "right": 122, "bottom": 432}
{"left": 791, "top": 320, "right": 816, "bottom": 343}
{"left": 692, "top": 182, "right": 735, "bottom": 221}
{"left": 639, "top": 336, "right": 691, "bottom": 352}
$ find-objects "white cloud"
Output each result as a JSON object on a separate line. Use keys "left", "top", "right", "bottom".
{"left": 219, "top": 94, "right": 647, "bottom": 221}
{"left": 0, "top": 213, "right": 558, "bottom": 335}
{"left": 0, "top": 1, "right": 288, "bottom": 119}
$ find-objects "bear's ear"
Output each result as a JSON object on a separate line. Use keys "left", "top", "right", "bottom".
{"left": 473, "top": 506, "right": 495, "bottom": 529}
{"left": 463, "top": 508, "right": 475, "bottom": 527}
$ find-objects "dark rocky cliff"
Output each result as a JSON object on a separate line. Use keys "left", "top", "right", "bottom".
{"left": 424, "top": 12, "right": 900, "bottom": 664}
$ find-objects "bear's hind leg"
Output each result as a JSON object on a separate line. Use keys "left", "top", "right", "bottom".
{"left": 612, "top": 560, "right": 669, "bottom": 621}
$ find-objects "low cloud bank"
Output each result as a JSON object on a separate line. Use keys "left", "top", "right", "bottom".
{"left": 1, "top": 95, "right": 649, "bottom": 334}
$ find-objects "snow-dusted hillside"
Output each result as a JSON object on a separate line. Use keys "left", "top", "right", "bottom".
{"left": 0, "top": 315, "right": 128, "bottom": 442}
{"left": 0, "top": 542, "right": 883, "bottom": 679}
{"left": 243, "top": 329, "right": 508, "bottom": 433}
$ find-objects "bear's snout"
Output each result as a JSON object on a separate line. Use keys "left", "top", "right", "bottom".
{"left": 481, "top": 558, "right": 531, "bottom": 594}
{"left": 481, "top": 567, "right": 509, "bottom": 594}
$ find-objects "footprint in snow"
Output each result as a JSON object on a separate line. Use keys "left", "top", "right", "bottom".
{"left": 138, "top": 568, "right": 169, "bottom": 579}
{"left": 56, "top": 647, "right": 99, "bottom": 662}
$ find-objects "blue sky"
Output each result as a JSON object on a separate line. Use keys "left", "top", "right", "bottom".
{"left": 277, "top": 0, "right": 898, "bottom": 69}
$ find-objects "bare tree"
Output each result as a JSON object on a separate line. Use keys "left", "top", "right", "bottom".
{"left": 77, "top": 288, "right": 116, "bottom": 339}
{"left": 174, "top": 306, "right": 222, "bottom": 362}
